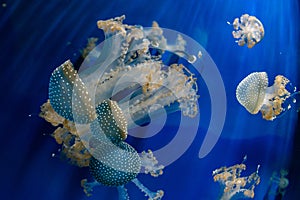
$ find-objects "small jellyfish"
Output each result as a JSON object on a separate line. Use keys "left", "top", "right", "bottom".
{"left": 236, "top": 72, "right": 299, "bottom": 120}
{"left": 212, "top": 156, "right": 260, "bottom": 200}
{"left": 264, "top": 170, "right": 289, "bottom": 199}
{"left": 231, "top": 14, "right": 264, "bottom": 48}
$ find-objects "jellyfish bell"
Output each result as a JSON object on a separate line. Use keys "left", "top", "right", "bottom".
{"left": 236, "top": 72, "right": 298, "bottom": 121}
{"left": 231, "top": 14, "right": 265, "bottom": 48}
{"left": 236, "top": 72, "right": 268, "bottom": 114}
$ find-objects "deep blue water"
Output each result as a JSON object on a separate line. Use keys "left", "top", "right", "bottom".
{"left": 0, "top": 0, "right": 299, "bottom": 199}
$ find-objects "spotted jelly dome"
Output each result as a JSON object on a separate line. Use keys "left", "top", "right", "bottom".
{"left": 236, "top": 72, "right": 268, "bottom": 114}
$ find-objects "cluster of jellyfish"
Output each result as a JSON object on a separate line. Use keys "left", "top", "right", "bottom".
{"left": 227, "top": 14, "right": 298, "bottom": 199}
{"left": 39, "top": 13, "right": 299, "bottom": 200}
{"left": 40, "top": 15, "right": 199, "bottom": 200}
{"left": 228, "top": 14, "right": 299, "bottom": 120}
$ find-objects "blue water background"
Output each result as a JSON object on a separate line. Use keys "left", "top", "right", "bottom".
{"left": 0, "top": 0, "right": 299, "bottom": 199}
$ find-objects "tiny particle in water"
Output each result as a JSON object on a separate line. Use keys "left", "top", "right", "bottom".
{"left": 198, "top": 51, "right": 203, "bottom": 58}
{"left": 51, "top": 153, "right": 56, "bottom": 157}
{"left": 2, "top": 3, "right": 6, "bottom": 7}
{"left": 287, "top": 104, "right": 291, "bottom": 110}
{"left": 293, "top": 98, "right": 296, "bottom": 103}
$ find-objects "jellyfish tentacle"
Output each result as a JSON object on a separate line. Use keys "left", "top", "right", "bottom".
{"left": 273, "top": 91, "right": 300, "bottom": 119}
{"left": 140, "top": 150, "right": 164, "bottom": 177}
{"left": 132, "top": 178, "right": 164, "bottom": 200}
{"left": 213, "top": 157, "right": 260, "bottom": 200}
{"left": 117, "top": 185, "right": 130, "bottom": 200}
{"left": 80, "top": 179, "right": 100, "bottom": 197}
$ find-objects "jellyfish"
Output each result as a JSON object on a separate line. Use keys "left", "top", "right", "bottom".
{"left": 264, "top": 170, "right": 289, "bottom": 199}
{"left": 236, "top": 72, "right": 299, "bottom": 120}
{"left": 212, "top": 156, "right": 261, "bottom": 200}
{"left": 40, "top": 15, "right": 199, "bottom": 199}
{"left": 42, "top": 69, "right": 165, "bottom": 199}
{"left": 230, "top": 14, "right": 264, "bottom": 48}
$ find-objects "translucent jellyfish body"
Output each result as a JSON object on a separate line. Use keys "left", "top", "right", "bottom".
{"left": 40, "top": 15, "right": 204, "bottom": 200}
{"left": 231, "top": 14, "right": 264, "bottom": 48}
{"left": 264, "top": 170, "right": 289, "bottom": 199}
{"left": 236, "top": 72, "right": 298, "bottom": 120}
{"left": 212, "top": 156, "right": 260, "bottom": 200}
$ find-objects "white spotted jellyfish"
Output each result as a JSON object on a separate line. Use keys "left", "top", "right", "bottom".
{"left": 230, "top": 14, "right": 264, "bottom": 48}
{"left": 42, "top": 15, "right": 200, "bottom": 200}
{"left": 236, "top": 72, "right": 299, "bottom": 120}
{"left": 48, "top": 61, "right": 164, "bottom": 200}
